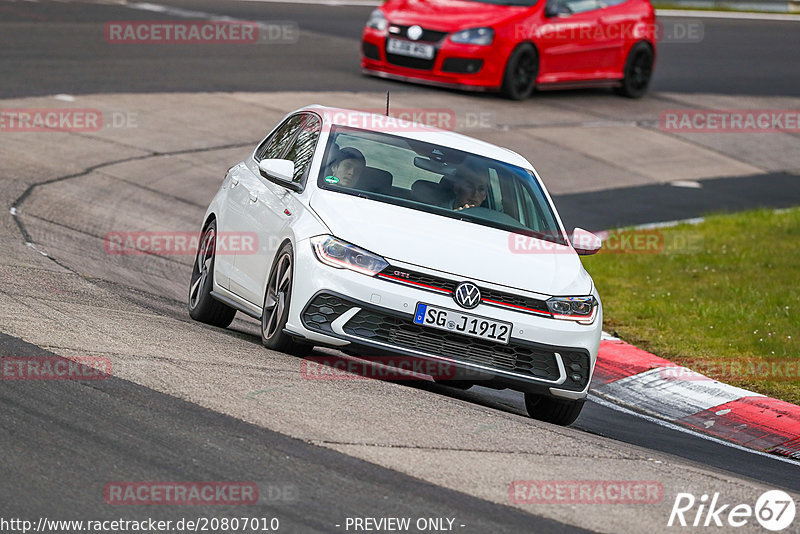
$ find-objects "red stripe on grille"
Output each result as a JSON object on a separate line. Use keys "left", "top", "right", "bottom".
{"left": 378, "top": 273, "right": 452, "bottom": 293}
{"left": 481, "top": 298, "right": 551, "bottom": 316}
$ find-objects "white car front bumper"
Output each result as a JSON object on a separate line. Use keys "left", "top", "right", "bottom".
{"left": 285, "top": 238, "right": 602, "bottom": 400}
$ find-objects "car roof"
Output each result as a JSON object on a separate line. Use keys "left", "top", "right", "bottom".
{"left": 297, "top": 104, "right": 533, "bottom": 171}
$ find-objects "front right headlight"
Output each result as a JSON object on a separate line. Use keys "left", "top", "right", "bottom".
{"left": 450, "top": 27, "right": 494, "bottom": 46}
{"left": 311, "top": 235, "right": 389, "bottom": 276}
{"left": 546, "top": 296, "right": 597, "bottom": 324}
{"left": 366, "top": 9, "right": 388, "bottom": 32}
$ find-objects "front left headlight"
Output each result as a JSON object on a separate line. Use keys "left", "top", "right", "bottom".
{"left": 547, "top": 296, "right": 597, "bottom": 324}
{"left": 450, "top": 27, "right": 494, "bottom": 45}
{"left": 311, "top": 235, "right": 389, "bottom": 276}
{"left": 366, "top": 9, "right": 388, "bottom": 32}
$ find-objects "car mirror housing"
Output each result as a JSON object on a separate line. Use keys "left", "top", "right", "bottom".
{"left": 258, "top": 159, "right": 298, "bottom": 189}
{"left": 571, "top": 227, "right": 602, "bottom": 255}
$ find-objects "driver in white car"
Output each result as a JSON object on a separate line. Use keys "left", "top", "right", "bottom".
{"left": 326, "top": 147, "right": 366, "bottom": 187}
{"left": 440, "top": 160, "right": 490, "bottom": 211}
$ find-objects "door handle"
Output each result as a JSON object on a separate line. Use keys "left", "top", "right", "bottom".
{"left": 249, "top": 191, "right": 258, "bottom": 203}
{"left": 230, "top": 175, "right": 240, "bottom": 186}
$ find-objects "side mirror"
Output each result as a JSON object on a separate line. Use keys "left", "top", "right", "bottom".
{"left": 571, "top": 228, "right": 602, "bottom": 255}
{"left": 258, "top": 159, "right": 300, "bottom": 190}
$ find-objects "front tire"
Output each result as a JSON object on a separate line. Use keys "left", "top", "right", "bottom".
{"left": 615, "top": 41, "right": 654, "bottom": 98}
{"left": 501, "top": 44, "right": 538, "bottom": 100}
{"left": 188, "top": 221, "right": 236, "bottom": 328}
{"left": 524, "top": 393, "right": 585, "bottom": 426}
{"left": 261, "top": 243, "right": 312, "bottom": 355}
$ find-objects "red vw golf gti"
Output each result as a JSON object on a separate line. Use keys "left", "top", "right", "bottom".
{"left": 361, "top": 0, "right": 657, "bottom": 99}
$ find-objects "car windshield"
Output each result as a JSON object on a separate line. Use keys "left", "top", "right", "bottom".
{"left": 317, "top": 126, "right": 566, "bottom": 245}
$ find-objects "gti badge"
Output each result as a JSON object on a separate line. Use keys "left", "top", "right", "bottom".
{"left": 453, "top": 282, "right": 481, "bottom": 309}
{"left": 407, "top": 25, "right": 423, "bottom": 41}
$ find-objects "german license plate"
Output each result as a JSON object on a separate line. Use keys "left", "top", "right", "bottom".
{"left": 387, "top": 38, "right": 434, "bottom": 60}
{"left": 413, "top": 303, "right": 511, "bottom": 344}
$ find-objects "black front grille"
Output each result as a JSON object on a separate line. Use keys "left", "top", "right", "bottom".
{"left": 301, "top": 293, "right": 590, "bottom": 390}
{"left": 441, "top": 58, "right": 483, "bottom": 74}
{"left": 379, "top": 267, "right": 457, "bottom": 293}
{"left": 385, "top": 51, "right": 436, "bottom": 70}
{"left": 389, "top": 25, "right": 447, "bottom": 43}
{"left": 345, "top": 308, "right": 563, "bottom": 382}
{"left": 481, "top": 289, "right": 550, "bottom": 314}
{"left": 378, "top": 267, "right": 551, "bottom": 315}
{"left": 362, "top": 41, "right": 380, "bottom": 60}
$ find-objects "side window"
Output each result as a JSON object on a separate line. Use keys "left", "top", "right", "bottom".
{"left": 515, "top": 176, "right": 561, "bottom": 235}
{"left": 255, "top": 115, "right": 303, "bottom": 162}
{"left": 564, "top": 0, "right": 604, "bottom": 13}
{"left": 547, "top": 0, "right": 603, "bottom": 15}
{"left": 284, "top": 114, "right": 321, "bottom": 183}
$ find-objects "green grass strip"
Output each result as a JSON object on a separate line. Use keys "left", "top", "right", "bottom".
{"left": 582, "top": 208, "right": 799, "bottom": 405}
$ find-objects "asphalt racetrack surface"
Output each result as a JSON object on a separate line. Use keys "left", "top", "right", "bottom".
{"left": 1, "top": 1, "right": 799, "bottom": 532}
{"left": 0, "top": 0, "right": 798, "bottom": 97}
{"left": 0, "top": 332, "right": 584, "bottom": 533}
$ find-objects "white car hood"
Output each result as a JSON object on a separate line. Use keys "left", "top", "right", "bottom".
{"left": 309, "top": 192, "right": 593, "bottom": 296}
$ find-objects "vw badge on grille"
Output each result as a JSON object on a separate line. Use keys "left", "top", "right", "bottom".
{"left": 407, "top": 25, "right": 423, "bottom": 41}
{"left": 453, "top": 282, "right": 481, "bottom": 309}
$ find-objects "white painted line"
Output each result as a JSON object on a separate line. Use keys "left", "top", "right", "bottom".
{"left": 600, "top": 331, "right": 621, "bottom": 341}
{"left": 592, "top": 367, "right": 761, "bottom": 421}
{"left": 54, "top": 94, "right": 75, "bottom": 102}
{"left": 775, "top": 207, "right": 800, "bottom": 214}
{"left": 656, "top": 9, "right": 800, "bottom": 21}
{"left": 578, "top": 120, "right": 639, "bottom": 127}
{"left": 669, "top": 180, "right": 703, "bottom": 189}
{"left": 631, "top": 217, "right": 705, "bottom": 230}
{"left": 25, "top": 242, "right": 49, "bottom": 257}
{"left": 129, "top": 2, "right": 168, "bottom": 12}
{"left": 125, "top": 2, "right": 209, "bottom": 17}
{"left": 621, "top": 205, "right": 796, "bottom": 232}
{"left": 589, "top": 394, "right": 800, "bottom": 466}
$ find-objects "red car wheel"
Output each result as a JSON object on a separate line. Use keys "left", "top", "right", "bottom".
{"left": 501, "top": 44, "right": 538, "bottom": 100}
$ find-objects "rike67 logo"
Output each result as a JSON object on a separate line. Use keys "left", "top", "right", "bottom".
{"left": 668, "top": 490, "right": 796, "bottom": 531}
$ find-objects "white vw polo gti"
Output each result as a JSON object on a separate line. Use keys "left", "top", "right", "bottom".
{"left": 189, "top": 105, "right": 603, "bottom": 425}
